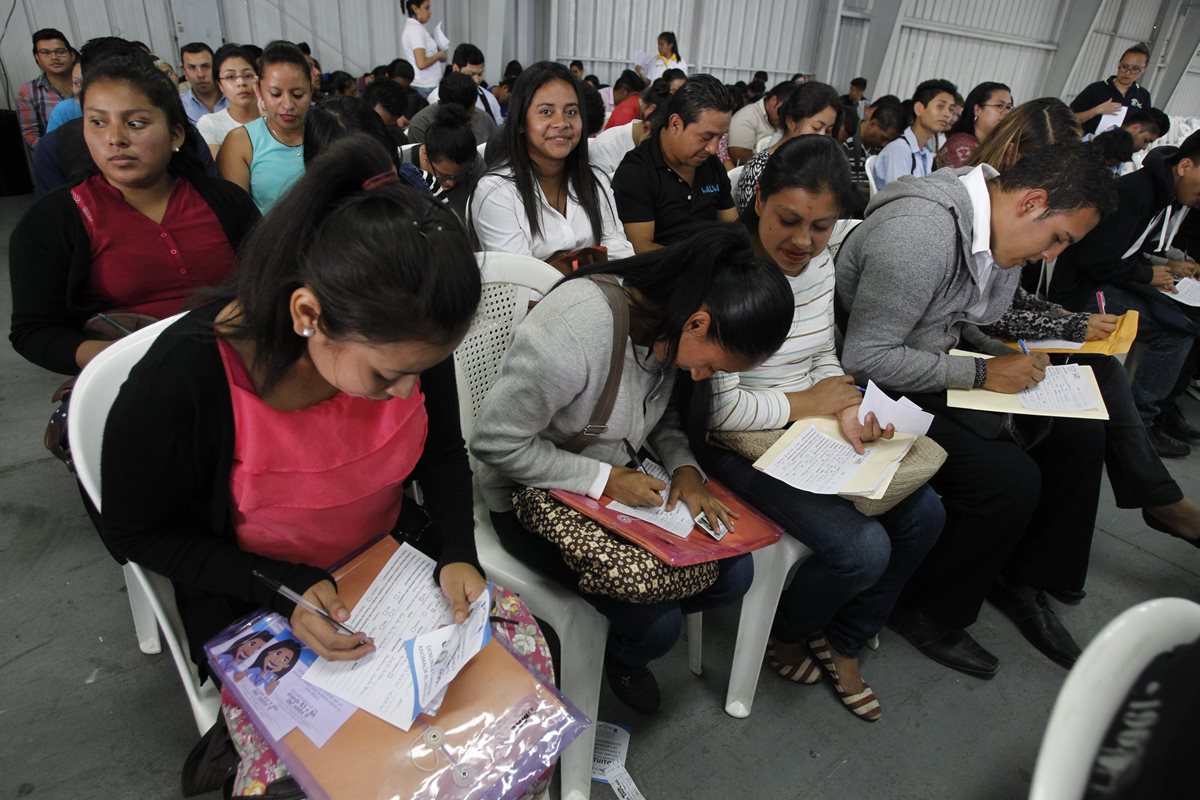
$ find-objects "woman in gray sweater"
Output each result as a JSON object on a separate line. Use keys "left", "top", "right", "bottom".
{"left": 470, "top": 227, "right": 793, "bottom": 713}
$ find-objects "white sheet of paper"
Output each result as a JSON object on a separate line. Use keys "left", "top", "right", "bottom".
{"left": 274, "top": 663, "right": 358, "bottom": 748}
{"left": 407, "top": 585, "right": 492, "bottom": 709}
{"left": 1094, "top": 106, "right": 1127, "bottom": 135}
{"left": 592, "top": 721, "right": 632, "bottom": 783}
{"left": 633, "top": 50, "right": 652, "bottom": 71}
{"left": 606, "top": 458, "right": 695, "bottom": 538}
{"left": 1020, "top": 364, "right": 1101, "bottom": 411}
{"left": 1022, "top": 338, "right": 1084, "bottom": 350}
{"left": 303, "top": 545, "right": 453, "bottom": 731}
{"left": 857, "top": 380, "right": 934, "bottom": 435}
{"left": 1165, "top": 276, "right": 1200, "bottom": 307}
{"left": 760, "top": 425, "right": 869, "bottom": 494}
{"left": 433, "top": 21, "right": 450, "bottom": 49}
{"left": 605, "top": 765, "right": 648, "bottom": 800}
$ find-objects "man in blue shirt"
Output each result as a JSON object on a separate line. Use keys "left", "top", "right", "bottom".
{"left": 873, "top": 78, "right": 956, "bottom": 189}
{"left": 179, "top": 42, "right": 227, "bottom": 125}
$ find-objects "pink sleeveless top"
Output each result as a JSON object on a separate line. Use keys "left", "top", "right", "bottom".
{"left": 218, "top": 338, "right": 429, "bottom": 569}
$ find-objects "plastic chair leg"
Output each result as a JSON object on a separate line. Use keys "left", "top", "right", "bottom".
{"left": 723, "top": 546, "right": 794, "bottom": 718}
{"left": 686, "top": 612, "right": 703, "bottom": 676}
{"left": 124, "top": 562, "right": 162, "bottom": 655}
{"left": 557, "top": 621, "right": 608, "bottom": 800}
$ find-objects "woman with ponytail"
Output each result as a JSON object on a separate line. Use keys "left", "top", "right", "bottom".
{"left": 101, "top": 134, "right": 485, "bottom": 668}
{"left": 470, "top": 225, "right": 794, "bottom": 714}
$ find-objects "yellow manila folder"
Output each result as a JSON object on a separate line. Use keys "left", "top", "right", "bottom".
{"left": 946, "top": 350, "right": 1109, "bottom": 420}
{"left": 1004, "top": 310, "right": 1139, "bottom": 356}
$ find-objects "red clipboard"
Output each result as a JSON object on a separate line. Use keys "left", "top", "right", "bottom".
{"left": 549, "top": 478, "right": 782, "bottom": 566}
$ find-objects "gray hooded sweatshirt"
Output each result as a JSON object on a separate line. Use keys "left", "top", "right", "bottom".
{"left": 835, "top": 166, "right": 1020, "bottom": 394}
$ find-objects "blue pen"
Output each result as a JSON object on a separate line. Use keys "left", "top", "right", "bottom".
{"left": 854, "top": 385, "right": 866, "bottom": 393}
{"left": 1018, "top": 339, "right": 1031, "bottom": 355}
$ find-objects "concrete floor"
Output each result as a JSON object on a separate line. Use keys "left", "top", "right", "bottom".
{"left": 1, "top": 190, "right": 1198, "bottom": 800}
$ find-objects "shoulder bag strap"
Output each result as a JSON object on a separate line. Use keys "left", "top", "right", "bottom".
{"left": 561, "top": 274, "right": 629, "bottom": 454}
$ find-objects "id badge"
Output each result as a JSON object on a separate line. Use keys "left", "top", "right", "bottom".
{"left": 695, "top": 512, "right": 729, "bottom": 541}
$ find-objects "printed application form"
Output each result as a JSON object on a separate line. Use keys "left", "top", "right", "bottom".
{"left": 1019, "top": 364, "right": 1102, "bottom": 411}
{"left": 606, "top": 458, "right": 696, "bottom": 538}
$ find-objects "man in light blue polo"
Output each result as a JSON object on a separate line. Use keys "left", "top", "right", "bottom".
{"left": 179, "top": 42, "right": 227, "bottom": 125}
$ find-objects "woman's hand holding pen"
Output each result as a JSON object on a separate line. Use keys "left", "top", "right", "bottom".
{"left": 668, "top": 465, "right": 738, "bottom": 534}
{"left": 291, "top": 580, "right": 375, "bottom": 661}
{"left": 439, "top": 562, "right": 487, "bottom": 624}
{"left": 605, "top": 466, "right": 667, "bottom": 507}
{"left": 1085, "top": 313, "right": 1119, "bottom": 340}
{"left": 983, "top": 353, "right": 1049, "bottom": 393}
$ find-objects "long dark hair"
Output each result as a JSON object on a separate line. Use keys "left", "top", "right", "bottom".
{"left": 742, "top": 135, "right": 857, "bottom": 231}
{"left": 219, "top": 134, "right": 481, "bottom": 391}
{"left": 256, "top": 40, "right": 310, "bottom": 86}
{"left": 658, "top": 31, "right": 681, "bottom": 61}
{"left": 776, "top": 81, "right": 841, "bottom": 134}
{"left": 80, "top": 52, "right": 206, "bottom": 180}
{"left": 950, "top": 81, "right": 1011, "bottom": 138}
{"left": 425, "top": 102, "right": 476, "bottom": 164}
{"left": 303, "top": 95, "right": 399, "bottom": 168}
{"left": 566, "top": 225, "right": 793, "bottom": 368}
{"left": 496, "top": 61, "right": 606, "bottom": 245}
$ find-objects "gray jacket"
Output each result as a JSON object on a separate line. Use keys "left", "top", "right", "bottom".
{"left": 470, "top": 278, "right": 700, "bottom": 512}
{"left": 835, "top": 167, "right": 1019, "bottom": 393}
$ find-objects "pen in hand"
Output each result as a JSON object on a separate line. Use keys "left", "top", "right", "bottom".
{"left": 1096, "top": 290, "right": 1106, "bottom": 315}
{"left": 1018, "top": 339, "right": 1031, "bottom": 356}
{"left": 252, "top": 570, "right": 363, "bottom": 637}
{"left": 622, "top": 438, "right": 647, "bottom": 473}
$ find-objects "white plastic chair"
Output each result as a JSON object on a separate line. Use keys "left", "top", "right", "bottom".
{"left": 865, "top": 154, "right": 879, "bottom": 197}
{"left": 728, "top": 164, "right": 746, "bottom": 202}
{"left": 755, "top": 132, "right": 779, "bottom": 153}
{"left": 400, "top": 142, "right": 420, "bottom": 158}
{"left": 455, "top": 253, "right": 608, "bottom": 800}
{"left": 477, "top": 141, "right": 488, "bottom": 159}
{"left": 1029, "top": 597, "right": 1200, "bottom": 800}
{"left": 827, "top": 218, "right": 862, "bottom": 262}
{"left": 69, "top": 313, "right": 220, "bottom": 734}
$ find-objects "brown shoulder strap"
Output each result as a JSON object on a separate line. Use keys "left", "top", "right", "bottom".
{"left": 562, "top": 274, "right": 629, "bottom": 454}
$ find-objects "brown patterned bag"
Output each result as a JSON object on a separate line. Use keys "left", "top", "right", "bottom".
{"left": 511, "top": 486, "right": 719, "bottom": 603}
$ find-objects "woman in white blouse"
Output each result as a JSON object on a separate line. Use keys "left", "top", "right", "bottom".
{"left": 470, "top": 61, "right": 633, "bottom": 262}
{"left": 638, "top": 31, "right": 688, "bottom": 82}
{"left": 401, "top": 0, "right": 446, "bottom": 97}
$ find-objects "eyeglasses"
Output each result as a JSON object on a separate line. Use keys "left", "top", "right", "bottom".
{"left": 220, "top": 71, "right": 258, "bottom": 83}
{"left": 981, "top": 102, "right": 1014, "bottom": 112}
{"left": 1117, "top": 63, "right": 1146, "bottom": 74}
{"left": 37, "top": 48, "right": 70, "bottom": 58}
{"left": 429, "top": 161, "right": 471, "bottom": 186}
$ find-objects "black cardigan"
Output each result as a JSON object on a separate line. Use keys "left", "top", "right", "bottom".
{"left": 8, "top": 175, "right": 260, "bottom": 376}
{"left": 100, "top": 303, "right": 481, "bottom": 669}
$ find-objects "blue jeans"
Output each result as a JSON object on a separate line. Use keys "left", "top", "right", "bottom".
{"left": 490, "top": 510, "right": 753, "bottom": 669}
{"left": 1090, "top": 284, "right": 1198, "bottom": 424}
{"left": 702, "top": 447, "right": 944, "bottom": 658}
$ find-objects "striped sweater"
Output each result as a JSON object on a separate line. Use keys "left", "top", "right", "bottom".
{"left": 709, "top": 249, "right": 843, "bottom": 431}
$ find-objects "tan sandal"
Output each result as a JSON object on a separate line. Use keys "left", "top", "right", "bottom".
{"left": 807, "top": 634, "right": 882, "bottom": 721}
{"left": 767, "top": 637, "right": 822, "bottom": 684}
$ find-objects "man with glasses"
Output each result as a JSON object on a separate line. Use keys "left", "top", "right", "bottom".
{"left": 179, "top": 42, "right": 228, "bottom": 125}
{"left": 1071, "top": 43, "right": 1153, "bottom": 136}
{"left": 18, "top": 29, "right": 76, "bottom": 151}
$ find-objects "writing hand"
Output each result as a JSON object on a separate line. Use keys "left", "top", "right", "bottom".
{"left": 605, "top": 465, "right": 667, "bottom": 507}
{"left": 983, "top": 353, "right": 1050, "bottom": 393}
{"left": 290, "top": 580, "right": 374, "bottom": 661}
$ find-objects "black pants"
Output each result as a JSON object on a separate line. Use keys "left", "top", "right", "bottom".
{"left": 902, "top": 404, "right": 1105, "bottom": 629}
{"left": 1066, "top": 354, "right": 1182, "bottom": 508}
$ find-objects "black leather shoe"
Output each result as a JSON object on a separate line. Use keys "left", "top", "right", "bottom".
{"left": 605, "top": 659, "right": 661, "bottom": 713}
{"left": 887, "top": 606, "right": 999, "bottom": 679}
{"left": 1147, "top": 425, "right": 1191, "bottom": 458}
{"left": 1045, "top": 587, "right": 1087, "bottom": 605}
{"left": 1158, "top": 404, "right": 1200, "bottom": 442}
{"left": 988, "top": 578, "right": 1081, "bottom": 669}
{"left": 1143, "top": 508, "right": 1200, "bottom": 550}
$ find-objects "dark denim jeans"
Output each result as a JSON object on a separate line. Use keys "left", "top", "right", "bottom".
{"left": 490, "top": 510, "right": 753, "bottom": 670}
{"left": 701, "top": 446, "right": 944, "bottom": 658}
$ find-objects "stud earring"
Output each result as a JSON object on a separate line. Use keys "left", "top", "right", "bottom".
{"left": 301, "top": 326, "right": 315, "bottom": 338}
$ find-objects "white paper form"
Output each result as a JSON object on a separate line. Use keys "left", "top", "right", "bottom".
{"left": 857, "top": 380, "right": 934, "bottom": 435}
{"left": 433, "top": 21, "right": 450, "bottom": 49}
{"left": 406, "top": 586, "right": 492, "bottom": 709}
{"left": 591, "top": 722, "right": 632, "bottom": 783}
{"left": 274, "top": 663, "right": 358, "bottom": 748}
{"left": 1094, "top": 105, "right": 1127, "bottom": 135}
{"left": 1165, "top": 276, "right": 1200, "bottom": 307}
{"left": 759, "top": 425, "right": 869, "bottom": 494}
{"left": 606, "top": 458, "right": 696, "bottom": 538}
{"left": 304, "top": 545, "right": 453, "bottom": 730}
{"left": 1022, "top": 338, "right": 1084, "bottom": 350}
{"left": 1020, "top": 364, "right": 1102, "bottom": 411}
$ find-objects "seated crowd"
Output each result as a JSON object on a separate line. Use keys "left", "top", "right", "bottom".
{"left": 10, "top": 19, "right": 1200, "bottom": 794}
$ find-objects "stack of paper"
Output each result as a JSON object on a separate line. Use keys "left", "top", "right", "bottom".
{"left": 1166, "top": 277, "right": 1200, "bottom": 307}
{"left": 605, "top": 459, "right": 697, "bottom": 538}
{"left": 857, "top": 380, "right": 934, "bottom": 435}
{"left": 752, "top": 418, "right": 916, "bottom": 498}
{"left": 304, "top": 545, "right": 492, "bottom": 731}
{"left": 946, "top": 349, "right": 1110, "bottom": 420}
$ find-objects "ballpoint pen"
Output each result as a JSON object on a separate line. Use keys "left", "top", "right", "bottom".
{"left": 1096, "top": 290, "right": 1107, "bottom": 315}
{"left": 1018, "top": 339, "right": 1031, "bottom": 355}
{"left": 621, "top": 438, "right": 647, "bottom": 473}
{"left": 252, "top": 570, "right": 363, "bottom": 637}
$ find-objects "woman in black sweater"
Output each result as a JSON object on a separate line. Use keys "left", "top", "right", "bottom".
{"left": 100, "top": 134, "right": 484, "bottom": 668}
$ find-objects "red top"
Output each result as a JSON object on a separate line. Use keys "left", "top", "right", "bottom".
{"left": 936, "top": 132, "right": 980, "bottom": 169}
{"left": 217, "top": 338, "right": 430, "bottom": 569}
{"left": 604, "top": 96, "right": 640, "bottom": 131}
{"left": 73, "top": 174, "right": 237, "bottom": 319}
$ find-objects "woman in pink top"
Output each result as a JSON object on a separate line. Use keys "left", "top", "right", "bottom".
{"left": 101, "top": 135, "right": 486, "bottom": 665}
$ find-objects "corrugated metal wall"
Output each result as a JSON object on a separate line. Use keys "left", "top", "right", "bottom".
{"left": 1062, "top": 0, "right": 1159, "bottom": 102}
{"left": 876, "top": 0, "right": 1062, "bottom": 102}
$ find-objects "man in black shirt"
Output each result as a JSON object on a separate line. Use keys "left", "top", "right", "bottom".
{"left": 611, "top": 74, "right": 737, "bottom": 252}
{"left": 1071, "top": 43, "right": 1153, "bottom": 135}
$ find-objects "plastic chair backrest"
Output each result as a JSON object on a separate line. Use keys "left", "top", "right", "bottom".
{"left": 755, "top": 133, "right": 777, "bottom": 152}
{"left": 1029, "top": 597, "right": 1200, "bottom": 800}
{"left": 728, "top": 164, "right": 746, "bottom": 198}
{"left": 400, "top": 142, "right": 420, "bottom": 159}
{"left": 455, "top": 253, "right": 563, "bottom": 441}
{"left": 827, "top": 218, "right": 862, "bottom": 262}
{"left": 865, "top": 154, "right": 879, "bottom": 197}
